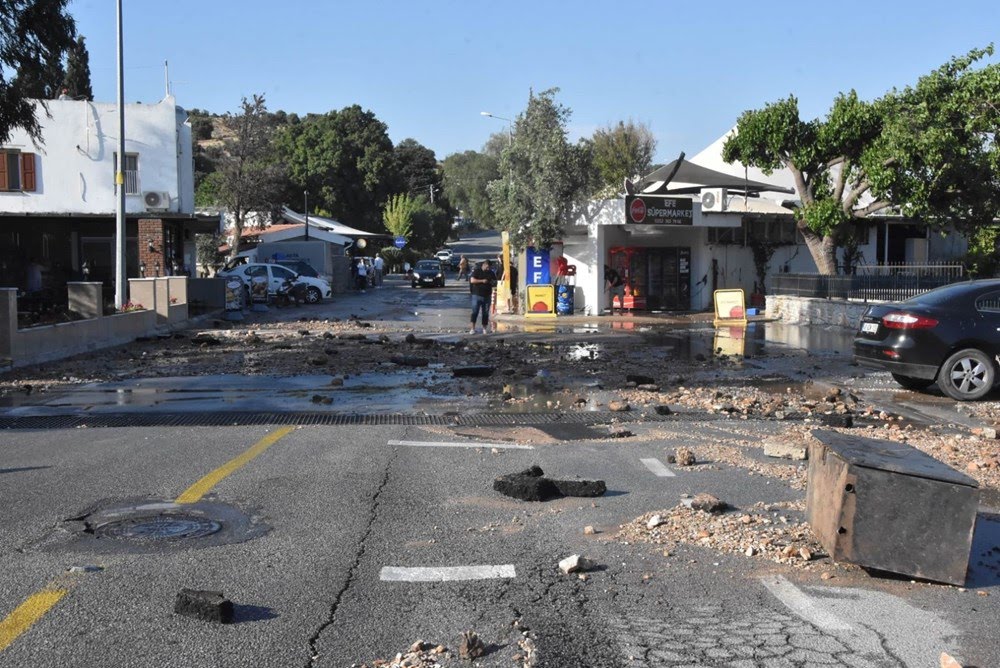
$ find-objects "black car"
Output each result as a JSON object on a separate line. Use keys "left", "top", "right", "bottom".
{"left": 853, "top": 279, "right": 1000, "bottom": 400}
{"left": 276, "top": 260, "right": 319, "bottom": 278}
{"left": 411, "top": 259, "right": 446, "bottom": 288}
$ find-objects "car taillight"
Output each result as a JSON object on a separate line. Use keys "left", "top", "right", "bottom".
{"left": 882, "top": 311, "right": 939, "bottom": 330}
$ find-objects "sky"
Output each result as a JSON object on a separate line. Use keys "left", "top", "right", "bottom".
{"left": 68, "top": 0, "right": 1000, "bottom": 164}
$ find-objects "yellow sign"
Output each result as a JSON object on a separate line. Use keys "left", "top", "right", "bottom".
{"left": 713, "top": 289, "right": 747, "bottom": 325}
{"left": 713, "top": 326, "right": 747, "bottom": 357}
{"left": 525, "top": 284, "right": 556, "bottom": 318}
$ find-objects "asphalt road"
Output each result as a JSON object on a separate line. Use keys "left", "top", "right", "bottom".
{"left": 1, "top": 274, "right": 999, "bottom": 667}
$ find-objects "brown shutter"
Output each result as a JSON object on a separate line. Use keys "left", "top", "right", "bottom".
{"left": 0, "top": 153, "right": 7, "bottom": 191}
{"left": 21, "top": 153, "right": 36, "bottom": 192}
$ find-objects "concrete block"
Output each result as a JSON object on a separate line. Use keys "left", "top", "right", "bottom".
{"left": 763, "top": 440, "right": 808, "bottom": 460}
{"left": 174, "top": 589, "right": 233, "bottom": 624}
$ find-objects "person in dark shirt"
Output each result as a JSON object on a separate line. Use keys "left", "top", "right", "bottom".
{"left": 604, "top": 264, "right": 625, "bottom": 315}
{"left": 468, "top": 259, "right": 495, "bottom": 333}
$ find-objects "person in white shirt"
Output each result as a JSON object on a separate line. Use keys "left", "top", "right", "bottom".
{"left": 356, "top": 259, "right": 368, "bottom": 292}
{"left": 373, "top": 255, "right": 384, "bottom": 286}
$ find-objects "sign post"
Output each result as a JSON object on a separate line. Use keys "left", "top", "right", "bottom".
{"left": 394, "top": 236, "right": 407, "bottom": 250}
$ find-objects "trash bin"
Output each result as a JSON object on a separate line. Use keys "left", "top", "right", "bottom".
{"left": 556, "top": 284, "right": 574, "bottom": 315}
{"left": 806, "top": 430, "right": 979, "bottom": 585}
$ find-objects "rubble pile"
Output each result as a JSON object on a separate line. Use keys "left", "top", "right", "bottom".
{"left": 619, "top": 500, "right": 828, "bottom": 569}
{"left": 353, "top": 640, "right": 449, "bottom": 668}
{"left": 620, "top": 383, "right": 860, "bottom": 421}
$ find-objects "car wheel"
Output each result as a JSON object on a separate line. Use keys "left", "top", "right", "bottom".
{"left": 937, "top": 348, "right": 996, "bottom": 401}
{"left": 305, "top": 287, "right": 321, "bottom": 304}
{"left": 890, "top": 373, "right": 935, "bottom": 391}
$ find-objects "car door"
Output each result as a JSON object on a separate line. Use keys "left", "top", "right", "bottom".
{"left": 270, "top": 265, "right": 297, "bottom": 294}
{"left": 974, "top": 290, "right": 1000, "bottom": 357}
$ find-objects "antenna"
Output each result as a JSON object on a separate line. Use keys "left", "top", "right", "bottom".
{"left": 164, "top": 60, "right": 170, "bottom": 96}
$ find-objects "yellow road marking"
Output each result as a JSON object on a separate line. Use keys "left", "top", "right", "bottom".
{"left": 0, "top": 588, "right": 67, "bottom": 652}
{"left": 175, "top": 426, "right": 295, "bottom": 504}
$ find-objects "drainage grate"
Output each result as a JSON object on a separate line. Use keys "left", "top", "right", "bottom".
{"left": 96, "top": 515, "right": 222, "bottom": 542}
{"left": 0, "top": 409, "right": 745, "bottom": 430}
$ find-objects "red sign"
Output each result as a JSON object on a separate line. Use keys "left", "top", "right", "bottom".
{"left": 629, "top": 198, "right": 646, "bottom": 223}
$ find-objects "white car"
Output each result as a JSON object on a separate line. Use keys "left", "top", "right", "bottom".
{"left": 217, "top": 263, "right": 332, "bottom": 304}
{"left": 435, "top": 249, "right": 453, "bottom": 264}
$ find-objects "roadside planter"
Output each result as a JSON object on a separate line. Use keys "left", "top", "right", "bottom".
{"left": 806, "top": 430, "right": 979, "bottom": 585}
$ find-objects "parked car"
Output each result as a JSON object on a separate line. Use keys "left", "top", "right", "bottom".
{"left": 217, "top": 262, "right": 332, "bottom": 304}
{"left": 435, "top": 249, "right": 459, "bottom": 270}
{"left": 853, "top": 279, "right": 1000, "bottom": 400}
{"left": 412, "top": 259, "right": 446, "bottom": 288}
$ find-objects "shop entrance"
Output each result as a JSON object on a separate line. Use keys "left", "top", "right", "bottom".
{"left": 608, "top": 246, "right": 691, "bottom": 311}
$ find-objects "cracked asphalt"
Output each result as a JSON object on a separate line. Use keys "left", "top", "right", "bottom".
{"left": 1, "top": 277, "right": 999, "bottom": 668}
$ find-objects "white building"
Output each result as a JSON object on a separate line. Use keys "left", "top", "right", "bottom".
{"left": 0, "top": 95, "right": 216, "bottom": 292}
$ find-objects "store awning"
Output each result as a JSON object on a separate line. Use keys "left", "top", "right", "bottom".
{"left": 635, "top": 153, "right": 794, "bottom": 195}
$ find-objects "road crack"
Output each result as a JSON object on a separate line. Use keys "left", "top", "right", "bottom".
{"left": 305, "top": 447, "right": 397, "bottom": 667}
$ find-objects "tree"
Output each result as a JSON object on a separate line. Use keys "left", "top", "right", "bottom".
{"left": 62, "top": 35, "right": 92, "bottom": 100}
{"left": 441, "top": 149, "right": 499, "bottom": 227}
{"left": 408, "top": 195, "right": 452, "bottom": 250}
{"left": 590, "top": 120, "right": 656, "bottom": 195}
{"left": 487, "top": 88, "right": 594, "bottom": 249}
{"left": 393, "top": 138, "right": 440, "bottom": 198}
{"left": 0, "top": 0, "right": 76, "bottom": 143}
{"left": 382, "top": 193, "right": 419, "bottom": 239}
{"left": 215, "top": 94, "right": 285, "bottom": 259}
{"left": 723, "top": 47, "right": 1000, "bottom": 275}
{"left": 275, "top": 105, "right": 396, "bottom": 232}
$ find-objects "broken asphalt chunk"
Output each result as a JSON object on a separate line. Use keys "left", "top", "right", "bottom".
{"left": 551, "top": 478, "right": 607, "bottom": 497}
{"left": 459, "top": 631, "right": 486, "bottom": 660}
{"left": 453, "top": 365, "right": 495, "bottom": 378}
{"left": 174, "top": 588, "right": 234, "bottom": 624}
{"left": 681, "top": 493, "right": 727, "bottom": 513}
{"left": 493, "top": 466, "right": 605, "bottom": 502}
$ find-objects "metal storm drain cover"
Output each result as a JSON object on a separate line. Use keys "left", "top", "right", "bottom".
{"left": 31, "top": 498, "right": 268, "bottom": 555}
{"left": 95, "top": 514, "right": 222, "bottom": 541}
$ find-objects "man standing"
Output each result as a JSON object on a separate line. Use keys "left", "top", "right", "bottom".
{"left": 604, "top": 264, "right": 625, "bottom": 315}
{"left": 373, "top": 254, "right": 385, "bottom": 286}
{"left": 468, "top": 259, "right": 495, "bottom": 334}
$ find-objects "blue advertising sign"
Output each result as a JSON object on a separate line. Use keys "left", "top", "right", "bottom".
{"left": 394, "top": 236, "right": 407, "bottom": 249}
{"left": 526, "top": 247, "right": 550, "bottom": 285}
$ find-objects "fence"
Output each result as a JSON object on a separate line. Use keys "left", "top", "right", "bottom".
{"left": 771, "top": 263, "right": 965, "bottom": 302}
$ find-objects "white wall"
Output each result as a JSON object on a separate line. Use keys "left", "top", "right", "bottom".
{"left": 0, "top": 95, "right": 193, "bottom": 215}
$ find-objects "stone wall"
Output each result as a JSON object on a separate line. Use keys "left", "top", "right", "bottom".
{"left": 766, "top": 295, "right": 881, "bottom": 330}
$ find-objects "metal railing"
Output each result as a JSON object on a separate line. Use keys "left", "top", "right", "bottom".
{"left": 771, "top": 263, "right": 965, "bottom": 302}
{"left": 123, "top": 169, "right": 139, "bottom": 195}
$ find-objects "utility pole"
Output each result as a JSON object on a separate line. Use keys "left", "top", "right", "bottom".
{"left": 114, "top": 0, "right": 126, "bottom": 309}
{"left": 304, "top": 190, "right": 309, "bottom": 241}
{"left": 429, "top": 184, "right": 435, "bottom": 204}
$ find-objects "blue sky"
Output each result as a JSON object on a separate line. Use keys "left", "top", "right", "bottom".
{"left": 69, "top": 0, "right": 999, "bottom": 163}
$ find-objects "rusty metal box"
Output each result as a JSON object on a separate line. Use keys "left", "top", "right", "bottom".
{"left": 806, "top": 430, "right": 979, "bottom": 585}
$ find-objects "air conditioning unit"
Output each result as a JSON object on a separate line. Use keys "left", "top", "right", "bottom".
{"left": 700, "top": 188, "right": 727, "bottom": 212}
{"left": 143, "top": 191, "right": 170, "bottom": 211}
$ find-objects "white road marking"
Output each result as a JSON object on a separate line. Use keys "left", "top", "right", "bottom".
{"left": 640, "top": 458, "right": 676, "bottom": 477}
{"left": 761, "top": 576, "right": 852, "bottom": 631}
{"left": 380, "top": 565, "right": 516, "bottom": 582}
{"left": 388, "top": 440, "right": 534, "bottom": 450}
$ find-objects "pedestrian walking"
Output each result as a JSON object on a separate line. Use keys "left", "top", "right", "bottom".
{"left": 604, "top": 264, "right": 625, "bottom": 315}
{"left": 468, "top": 259, "right": 495, "bottom": 334}
{"left": 457, "top": 255, "right": 469, "bottom": 280}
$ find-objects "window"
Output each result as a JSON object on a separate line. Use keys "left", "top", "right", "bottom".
{"left": 0, "top": 150, "right": 36, "bottom": 192}
{"left": 975, "top": 292, "right": 1000, "bottom": 314}
{"left": 707, "top": 226, "right": 743, "bottom": 245}
{"left": 271, "top": 266, "right": 295, "bottom": 280}
{"left": 113, "top": 153, "right": 139, "bottom": 195}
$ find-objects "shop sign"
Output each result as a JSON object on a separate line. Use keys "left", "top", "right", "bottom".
{"left": 625, "top": 195, "right": 693, "bottom": 225}
{"left": 225, "top": 278, "right": 243, "bottom": 311}
{"left": 525, "top": 284, "right": 556, "bottom": 318}
{"left": 526, "top": 247, "right": 550, "bottom": 284}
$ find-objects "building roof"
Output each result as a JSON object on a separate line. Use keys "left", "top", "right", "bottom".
{"left": 281, "top": 207, "right": 389, "bottom": 238}
{"left": 637, "top": 151, "right": 794, "bottom": 196}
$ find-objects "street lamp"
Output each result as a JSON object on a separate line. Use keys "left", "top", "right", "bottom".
{"left": 480, "top": 111, "right": 512, "bottom": 145}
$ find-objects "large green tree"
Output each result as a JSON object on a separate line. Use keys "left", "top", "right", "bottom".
{"left": 62, "top": 34, "right": 92, "bottom": 101}
{"left": 441, "top": 148, "right": 499, "bottom": 227}
{"left": 215, "top": 94, "right": 286, "bottom": 258}
{"left": 723, "top": 47, "right": 1000, "bottom": 275}
{"left": 0, "top": 0, "right": 76, "bottom": 143}
{"left": 487, "top": 88, "right": 594, "bottom": 249}
{"left": 275, "top": 105, "right": 396, "bottom": 232}
{"left": 590, "top": 119, "right": 656, "bottom": 195}
{"left": 393, "top": 138, "right": 440, "bottom": 197}
{"left": 382, "top": 192, "right": 418, "bottom": 239}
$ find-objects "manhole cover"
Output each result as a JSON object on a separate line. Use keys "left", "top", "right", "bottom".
{"left": 96, "top": 514, "right": 222, "bottom": 541}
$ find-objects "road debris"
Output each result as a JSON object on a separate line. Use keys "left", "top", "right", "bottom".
{"left": 558, "top": 554, "right": 597, "bottom": 574}
{"left": 355, "top": 640, "right": 449, "bottom": 668}
{"left": 173, "top": 588, "right": 234, "bottom": 624}
{"left": 493, "top": 466, "right": 606, "bottom": 502}
{"left": 458, "top": 631, "right": 486, "bottom": 660}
